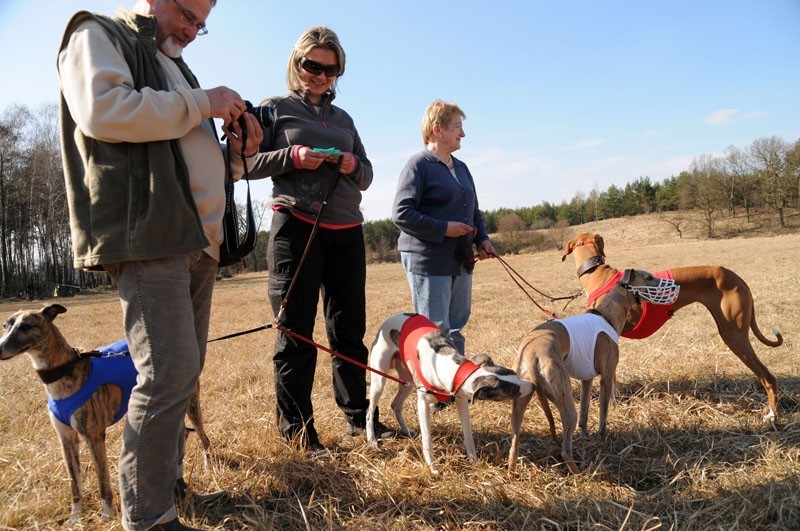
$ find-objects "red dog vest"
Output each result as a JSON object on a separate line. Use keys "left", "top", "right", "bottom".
{"left": 399, "top": 314, "right": 480, "bottom": 402}
{"left": 586, "top": 269, "right": 676, "bottom": 339}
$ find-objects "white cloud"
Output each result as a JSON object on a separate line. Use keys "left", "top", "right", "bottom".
{"left": 703, "top": 108, "right": 768, "bottom": 126}
{"left": 704, "top": 108, "right": 739, "bottom": 125}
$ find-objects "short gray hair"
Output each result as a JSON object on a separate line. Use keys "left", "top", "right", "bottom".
{"left": 421, "top": 100, "right": 465, "bottom": 145}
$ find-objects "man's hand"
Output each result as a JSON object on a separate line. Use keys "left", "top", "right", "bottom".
{"left": 227, "top": 113, "right": 263, "bottom": 157}
{"left": 205, "top": 86, "right": 247, "bottom": 127}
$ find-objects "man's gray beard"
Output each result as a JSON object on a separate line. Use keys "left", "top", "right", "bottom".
{"left": 159, "top": 36, "right": 184, "bottom": 58}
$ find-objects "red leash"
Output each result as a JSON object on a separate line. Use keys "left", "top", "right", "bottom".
{"left": 209, "top": 320, "right": 479, "bottom": 398}
{"left": 275, "top": 323, "right": 411, "bottom": 388}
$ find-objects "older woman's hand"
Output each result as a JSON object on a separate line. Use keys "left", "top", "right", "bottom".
{"left": 477, "top": 239, "right": 497, "bottom": 260}
{"left": 445, "top": 222, "right": 473, "bottom": 238}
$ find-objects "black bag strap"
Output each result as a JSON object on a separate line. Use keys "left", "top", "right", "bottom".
{"left": 218, "top": 125, "right": 257, "bottom": 268}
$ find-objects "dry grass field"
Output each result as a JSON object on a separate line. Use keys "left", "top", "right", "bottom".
{"left": 1, "top": 213, "right": 798, "bottom": 530}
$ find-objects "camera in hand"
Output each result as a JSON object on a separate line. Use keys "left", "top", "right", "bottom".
{"left": 227, "top": 101, "right": 275, "bottom": 134}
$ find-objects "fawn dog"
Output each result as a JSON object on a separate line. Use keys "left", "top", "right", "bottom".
{"left": 508, "top": 269, "right": 678, "bottom": 474}
{"left": 367, "top": 313, "right": 534, "bottom": 473}
{"left": 562, "top": 232, "right": 783, "bottom": 421}
{"left": 0, "top": 304, "right": 210, "bottom": 524}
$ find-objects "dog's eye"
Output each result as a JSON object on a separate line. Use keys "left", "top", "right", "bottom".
{"left": 18, "top": 323, "right": 32, "bottom": 332}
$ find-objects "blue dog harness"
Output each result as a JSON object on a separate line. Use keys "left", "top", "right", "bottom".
{"left": 47, "top": 339, "right": 137, "bottom": 427}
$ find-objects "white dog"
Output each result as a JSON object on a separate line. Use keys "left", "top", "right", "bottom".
{"left": 366, "top": 313, "right": 533, "bottom": 473}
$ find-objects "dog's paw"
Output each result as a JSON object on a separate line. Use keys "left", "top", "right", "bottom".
{"left": 64, "top": 514, "right": 82, "bottom": 529}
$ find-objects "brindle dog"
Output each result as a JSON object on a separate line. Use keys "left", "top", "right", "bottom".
{"left": 0, "top": 304, "right": 210, "bottom": 525}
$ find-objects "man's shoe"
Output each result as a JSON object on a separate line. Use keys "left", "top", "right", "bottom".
{"left": 151, "top": 518, "right": 201, "bottom": 531}
{"left": 174, "top": 478, "right": 227, "bottom": 507}
{"left": 346, "top": 420, "right": 396, "bottom": 439}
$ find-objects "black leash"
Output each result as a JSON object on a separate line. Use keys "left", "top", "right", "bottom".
{"left": 207, "top": 323, "right": 273, "bottom": 343}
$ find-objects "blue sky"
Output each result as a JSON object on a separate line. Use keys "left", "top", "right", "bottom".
{"left": 2, "top": 0, "right": 799, "bottom": 222}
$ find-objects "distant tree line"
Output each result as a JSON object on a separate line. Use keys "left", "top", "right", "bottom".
{"left": 477, "top": 134, "right": 800, "bottom": 236}
{"left": 2, "top": 102, "right": 798, "bottom": 297}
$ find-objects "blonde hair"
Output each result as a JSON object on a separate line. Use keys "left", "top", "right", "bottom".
{"left": 421, "top": 100, "right": 466, "bottom": 145}
{"left": 286, "top": 26, "right": 346, "bottom": 93}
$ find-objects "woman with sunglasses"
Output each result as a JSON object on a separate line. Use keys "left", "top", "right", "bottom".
{"left": 250, "top": 26, "right": 392, "bottom": 454}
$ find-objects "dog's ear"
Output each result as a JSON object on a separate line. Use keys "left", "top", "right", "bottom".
{"left": 594, "top": 234, "right": 605, "bottom": 257}
{"left": 42, "top": 304, "right": 67, "bottom": 321}
{"left": 622, "top": 269, "right": 633, "bottom": 285}
{"left": 389, "top": 328, "right": 400, "bottom": 346}
{"left": 469, "top": 353, "right": 495, "bottom": 367}
{"left": 561, "top": 237, "right": 577, "bottom": 261}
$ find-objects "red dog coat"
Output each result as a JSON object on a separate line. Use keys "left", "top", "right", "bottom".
{"left": 399, "top": 314, "right": 480, "bottom": 402}
{"left": 586, "top": 269, "right": 676, "bottom": 339}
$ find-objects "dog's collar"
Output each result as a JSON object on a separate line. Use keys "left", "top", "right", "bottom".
{"left": 36, "top": 349, "right": 101, "bottom": 384}
{"left": 586, "top": 271, "right": 624, "bottom": 307}
{"left": 451, "top": 359, "right": 481, "bottom": 396}
{"left": 577, "top": 255, "right": 606, "bottom": 277}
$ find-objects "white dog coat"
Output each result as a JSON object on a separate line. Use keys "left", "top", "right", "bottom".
{"left": 559, "top": 313, "right": 619, "bottom": 380}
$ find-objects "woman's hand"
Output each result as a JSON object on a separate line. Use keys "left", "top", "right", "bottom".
{"left": 331, "top": 152, "right": 357, "bottom": 174}
{"left": 445, "top": 222, "right": 473, "bottom": 238}
{"left": 477, "top": 239, "right": 497, "bottom": 260}
{"left": 296, "top": 146, "right": 329, "bottom": 170}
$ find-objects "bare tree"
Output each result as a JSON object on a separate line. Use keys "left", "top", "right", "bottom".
{"left": 682, "top": 155, "right": 727, "bottom": 238}
{"left": 0, "top": 103, "right": 77, "bottom": 298}
{"left": 785, "top": 139, "right": 800, "bottom": 211}
{"left": 497, "top": 212, "right": 528, "bottom": 254}
{"left": 747, "top": 136, "right": 790, "bottom": 228}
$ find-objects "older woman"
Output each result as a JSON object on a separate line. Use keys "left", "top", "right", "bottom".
{"left": 250, "top": 26, "right": 392, "bottom": 453}
{"left": 392, "top": 100, "right": 496, "bottom": 356}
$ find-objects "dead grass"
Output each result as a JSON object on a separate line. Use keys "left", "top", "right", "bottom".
{"left": 0, "top": 214, "right": 798, "bottom": 530}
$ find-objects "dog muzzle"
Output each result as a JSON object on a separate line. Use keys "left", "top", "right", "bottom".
{"left": 627, "top": 278, "right": 680, "bottom": 305}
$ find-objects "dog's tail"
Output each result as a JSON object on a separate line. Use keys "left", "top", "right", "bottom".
{"left": 750, "top": 312, "right": 783, "bottom": 348}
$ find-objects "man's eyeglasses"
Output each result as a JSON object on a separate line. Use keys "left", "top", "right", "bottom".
{"left": 172, "top": 0, "right": 208, "bottom": 35}
{"left": 300, "top": 57, "right": 340, "bottom": 78}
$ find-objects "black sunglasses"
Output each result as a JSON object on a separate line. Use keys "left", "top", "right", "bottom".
{"left": 300, "top": 57, "right": 340, "bottom": 78}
